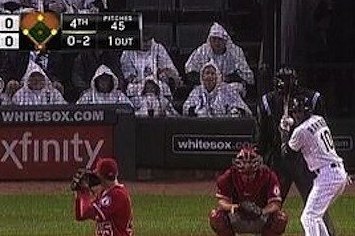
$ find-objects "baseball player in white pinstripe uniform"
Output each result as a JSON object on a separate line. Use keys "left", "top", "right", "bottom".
{"left": 280, "top": 96, "right": 350, "bottom": 236}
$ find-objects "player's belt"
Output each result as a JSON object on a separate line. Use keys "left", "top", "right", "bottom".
{"left": 314, "top": 163, "right": 341, "bottom": 175}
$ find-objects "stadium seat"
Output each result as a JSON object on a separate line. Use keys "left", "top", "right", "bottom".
{"left": 126, "top": 0, "right": 176, "bottom": 23}
{"left": 177, "top": 0, "right": 224, "bottom": 22}
{"left": 226, "top": 0, "right": 257, "bottom": 11}
{"left": 127, "top": 0, "right": 175, "bottom": 11}
{"left": 144, "top": 23, "right": 174, "bottom": 50}
{"left": 179, "top": 0, "right": 224, "bottom": 12}
{"left": 176, "top": 23, "right": 211, "bottom": 54}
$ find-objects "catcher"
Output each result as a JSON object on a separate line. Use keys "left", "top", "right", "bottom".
{"left": 71, "top": 157, "right": 134, "bottom": 236}
{"left": 209, "top": 146, "right": 288, "bottom": 236}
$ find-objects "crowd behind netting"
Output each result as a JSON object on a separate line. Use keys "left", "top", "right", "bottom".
{"left": 0, "top": 0, "right": 256, "bottom": 118}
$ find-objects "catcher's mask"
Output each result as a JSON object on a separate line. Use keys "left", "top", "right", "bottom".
{"left": 274, "top": 66, "right": 298, "bottom": 93}
{"left": 233, "top": 147, "right": 263, "bottom": 177}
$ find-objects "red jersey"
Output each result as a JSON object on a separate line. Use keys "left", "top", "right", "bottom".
{"left": 93, "top": 184, "right": 133, "bottom": 236}
{"left": 75, "top": 183, "right": 133, "bottom": 236}
{"left": 216, "top": 165, "right": 282, "bottom": 207}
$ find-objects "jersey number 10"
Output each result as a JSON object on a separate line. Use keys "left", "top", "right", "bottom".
{"left": 320, "top": 130, "right": 334, "bottom": 152}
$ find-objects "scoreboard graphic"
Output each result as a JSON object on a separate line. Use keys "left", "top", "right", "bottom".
{"left": 0, "top": 12, "right": 142, "bottom": 51}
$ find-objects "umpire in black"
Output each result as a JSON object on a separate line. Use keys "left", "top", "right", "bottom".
{"left": 257, "top": 66, "right": 336, "bottom": 235}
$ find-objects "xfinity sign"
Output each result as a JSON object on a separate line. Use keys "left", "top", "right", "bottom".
{"left": 0, "top": 125, "right": 114, "bottom": 180}
{"left": 0, "top": 132, "right": 104, "bottom": 170}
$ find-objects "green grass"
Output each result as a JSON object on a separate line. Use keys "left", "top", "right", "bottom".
{"left": 0, "top": 193, "right": 354, "bottom": 235}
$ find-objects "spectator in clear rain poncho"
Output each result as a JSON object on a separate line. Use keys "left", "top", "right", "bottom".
{"left": 120, "top": 32, "right": 182, "bottom": 94}
{"left": 76, "top": 65, "right": 133, "bottom": 107}
{"left": 0, "top": 77, "right": 11, "bottom": 105}
{"left": 71, "top": 50, "right": 124, "bottom": 99}
{"left": 126, "top": 74, "right": 172, "bottom": 109}
{"left": 12, "top": 62, "right": 67, "bottom": 105}
{"left": 185, "top": 22, "right": 254, "bottom": 97}
{"left": 3, "top": 50, "right": 66, "bottom": 98}
{"left": 183, "top": 60, "right": 252, "bottom": 118}
{"left": 134, "top": 78, "right": 179, "bottom": 117}
{"left": 45, "top": 0, "right": 100, "bottom": 13}
{"left": 0, "top": 0, "right": 34, "bottom": 13}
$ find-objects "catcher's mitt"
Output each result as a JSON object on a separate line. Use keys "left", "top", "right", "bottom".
{"left": 228, "top": 210, "right": 268, "bottom": 234}
{"left": 238, "top": 201, "right": 263, "bottom": 219}
{"left": 70, "top": 168, "right": 101, "bottom": 191}
{"left": 268, "top": 211, "right": 288, "bottom": 234}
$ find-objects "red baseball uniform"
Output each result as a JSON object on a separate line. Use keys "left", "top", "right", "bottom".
{"left": 209, "top": 165, "right": 287, "bottom": 236}
{"left": 75, "top": 183, "right": 134, "bottom": 236}
{"left": 216, "top": 165, "right": 282, "bottom": 206}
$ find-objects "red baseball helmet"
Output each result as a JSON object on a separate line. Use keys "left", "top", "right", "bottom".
{"left": 233, "top": 147, "right": 263, "bottom": 175}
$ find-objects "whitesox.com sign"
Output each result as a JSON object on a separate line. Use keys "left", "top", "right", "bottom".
{"left": 0, "top": 126, "right": 113, "bottom": 180}
{"left": 172, "top": 134, "right": 252, "bottom": 155}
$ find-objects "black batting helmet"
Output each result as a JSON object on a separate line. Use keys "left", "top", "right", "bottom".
{"left": 274, "top": 66, "right": 298, "bottom": 91}
{"left": 289, "top": 96, "right": 311, "bottom": 114}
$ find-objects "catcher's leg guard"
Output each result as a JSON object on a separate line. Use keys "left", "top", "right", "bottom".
{"left": 262, "top": 210, "right": 288, "bottom": 236}
{"left": 209, "top": 209, "right": 234, "bottom": 236}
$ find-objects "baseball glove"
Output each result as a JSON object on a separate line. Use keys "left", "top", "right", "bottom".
{"left": 268, "top": 211, "right": 288, "bottom": 234}
{"left": 228, "top": 210, "right": 268, "bottom": 233}
{"left": 238, "top": 201, "right": 263, "bottom": 219}
{"left": 70, "top": 168, "right": 101, "bottom": 191}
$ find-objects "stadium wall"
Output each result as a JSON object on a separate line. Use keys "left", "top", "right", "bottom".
{"left": 0, "top": 105, "right": 353, "bottom": 181}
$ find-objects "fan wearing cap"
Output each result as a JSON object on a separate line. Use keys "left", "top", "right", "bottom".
{"left": 73, "top": 158, "right": 134, "bottom": 236}
{"left": 209, "top": 146, "right": 288, "bottom": 236}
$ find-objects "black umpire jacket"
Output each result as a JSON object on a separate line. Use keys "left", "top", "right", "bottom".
{"left": 256, "top": 86, "right": 326, "bottom": 166}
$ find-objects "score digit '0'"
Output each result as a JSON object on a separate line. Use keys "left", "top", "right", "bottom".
{"left": 0, "top": 15, "right": 20, "bottom": 50}
{"left": 0, "top": 15, "right": 19, "bottom": 31}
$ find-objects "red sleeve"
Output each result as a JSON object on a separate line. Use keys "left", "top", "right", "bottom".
{"left": 74, "top": 188, "right": 97, "bottom": 221}
{"left": 216, "top": 169, "right": 233, "bottom": 201}
{"left": 267, "top": 170, "right": 282, "bottom": 203}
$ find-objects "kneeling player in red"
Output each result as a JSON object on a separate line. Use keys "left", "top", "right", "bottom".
{"left": 209, "top": 146, "right": 288, "bottom": 236}
{"left": 71, "top": 157, "right": 134, "bottom": 236}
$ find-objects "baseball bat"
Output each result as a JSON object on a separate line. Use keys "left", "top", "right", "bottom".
{"left": 283, "top": 91, "right": 290, "bottom": 118}
{"left": 283, "top": 76, "right": 293, "bottom": 118}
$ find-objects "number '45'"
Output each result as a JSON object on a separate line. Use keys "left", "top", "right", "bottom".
{"left": 111, "top": 21, "right": 125, "bottom": 31}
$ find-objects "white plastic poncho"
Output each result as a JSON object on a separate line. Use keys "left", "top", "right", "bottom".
{"left": 0, "top": 0, "right": 35, "bottom": 13}
{"left": 126, "top": 74, "right": 172, "bottom": 109}
{"left": 12, "top": 61, "right": 67, "bottom": 105}
{"left": 183, "top": 60, "right": 252, "bottom": 117}
{"left": 134, "top": 78, "right": 179, "bottom": 117}
{"left": 185, "top": 22, "right": 254, "bottom": 85}
{"left": 0, "top": 77, "right": 11, "bottom": 105}
{"left": 120, "top": 38, "right": 179, "bottom": 82}
{"left": 76, "top": 64, "right": 133, "bottom": 106}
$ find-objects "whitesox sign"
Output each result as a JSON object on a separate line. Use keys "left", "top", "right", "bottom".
{"left": 0, "top": 125, "right": 113, "bottom": 180}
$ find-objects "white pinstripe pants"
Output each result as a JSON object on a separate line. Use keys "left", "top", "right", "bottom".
{"left": 300, "top": 164, "right": 347, "bottom": 236}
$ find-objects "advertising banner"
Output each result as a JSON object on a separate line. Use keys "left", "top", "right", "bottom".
{"left": 334, "top": 135, "right": 353, "bottom": 152}
{"left": 172, "top": 134, "right": 252, "bottom": 155}
{"left": 0, "top": 104, "right": 133, "bottom": 124}
{"left": 0, "top": 125, "right": 113, "bottom": 180}
{"left": 163, "top": 118, "right": 256, "bottom": 169}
